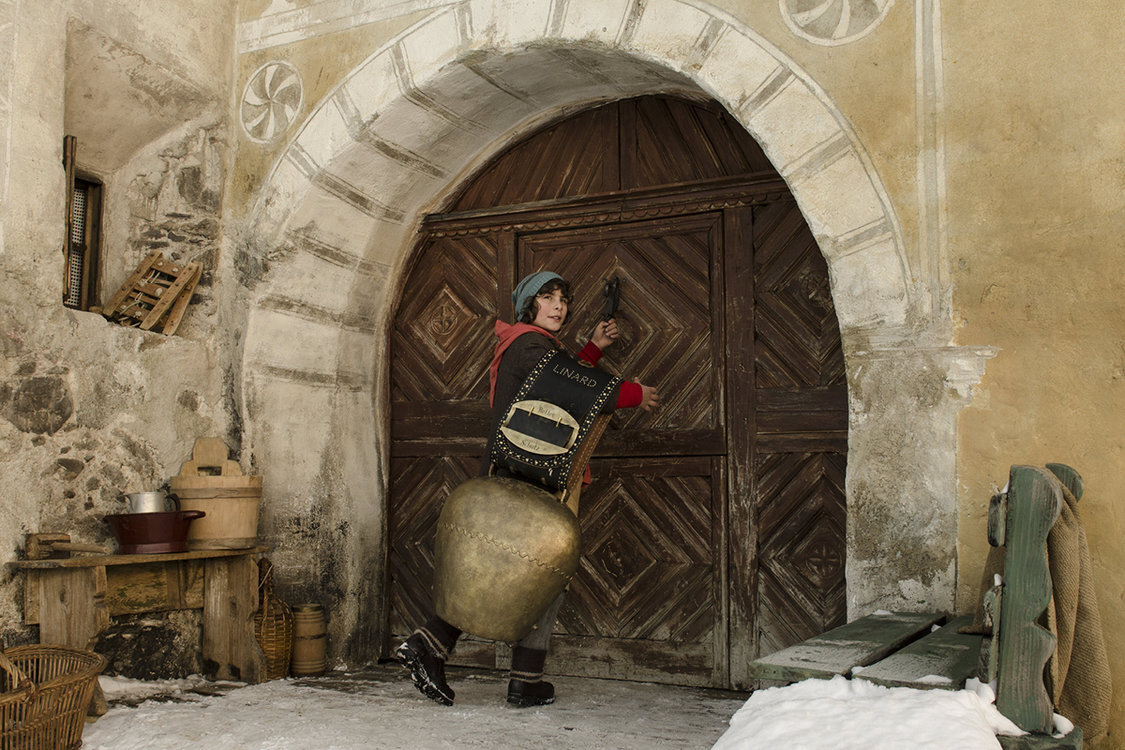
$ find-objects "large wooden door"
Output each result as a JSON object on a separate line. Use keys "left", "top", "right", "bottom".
{"left": 387, "top": 96, "right": 846, "bottom": 690}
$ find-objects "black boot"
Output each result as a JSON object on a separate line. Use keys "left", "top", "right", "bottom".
{"left": 507, "top": 646, "right": 555, "bottom": 707}
{"left": 395, "top": 628, "right": 456, "bottom": 706}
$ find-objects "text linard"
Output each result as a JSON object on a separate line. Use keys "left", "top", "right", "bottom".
{"left": 551, "top": 363, "right": 599, "bottom": 389}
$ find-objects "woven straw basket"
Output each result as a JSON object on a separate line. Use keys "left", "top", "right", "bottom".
{"left": 0, "top": 645, "right": 105, "bottom": 750}
{"left": 253, "top": 558, "right": 293, "bottom": 680}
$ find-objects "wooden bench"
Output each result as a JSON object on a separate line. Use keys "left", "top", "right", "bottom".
{"left": 9, "top": 546, "right": 266, "bottom": 683}
{"left": 747, "top": 464, "right": 1084, "bottom": 749}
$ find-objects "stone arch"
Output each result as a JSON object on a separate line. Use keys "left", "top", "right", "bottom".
{"left": 235, "top": 0, "right": 959, "bottom": 661}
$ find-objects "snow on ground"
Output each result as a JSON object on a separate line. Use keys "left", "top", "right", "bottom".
{"left": 82, "top": 667, "right": 1039, "bottom": 749}
{"left": 83, "top": 666, "right": 745, "bottom": 749}
{"left": 713, "top": 675, "right": 1025, "bottom": 749}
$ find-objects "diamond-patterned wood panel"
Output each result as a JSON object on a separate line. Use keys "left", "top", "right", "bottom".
{"left": 520, "top": 216, "right": 721, "bottom": 436}
{"left": 387, "top": 455, "right": 480, "bottom": 635}
{"left": 755, "top": 451, "right": 847, "bottom": 657}
{"left": 753, "top": 200, "right": 845, "bottom": 389}
{"left": 750, "top": 199, "right": 848, "bottom": 661}
{"left": 558, "top": 459, "right": 716, "bottom": 648}
{"left": 391, "top": 234, "right": 499, "bottom": 406}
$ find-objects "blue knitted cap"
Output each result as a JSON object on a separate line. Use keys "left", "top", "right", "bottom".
{"left": 511, "top": 271, "right": 563, "bottom": 321}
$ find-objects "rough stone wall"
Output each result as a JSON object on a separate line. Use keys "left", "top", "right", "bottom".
{"left": 0, "top": 1, "right": 236, "bottom": 670}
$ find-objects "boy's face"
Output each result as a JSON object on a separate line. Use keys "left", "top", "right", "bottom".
{"left": 531, "top": 289, "right": 568, "bottom": 332}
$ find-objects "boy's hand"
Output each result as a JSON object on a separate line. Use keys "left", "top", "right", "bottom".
{"left": 592, "top": 318, "right": 620, "bottom": 349}
{"left": 638, "top": 383, "right": 660, "bottom": 412}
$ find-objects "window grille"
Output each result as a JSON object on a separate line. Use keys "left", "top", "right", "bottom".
{"left": 61, "top": 134, "right": 102, "bottom": 311}
{"left": 63, "top": 184, "right": 88, "bottom": 309}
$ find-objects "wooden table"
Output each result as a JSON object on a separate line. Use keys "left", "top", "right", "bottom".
{"left": 9, "top": 547, "right": 266, "bottom": 683}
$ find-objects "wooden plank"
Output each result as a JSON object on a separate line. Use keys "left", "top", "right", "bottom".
{"left": 202, "top": 554, "right": 263, "bottom": 683}
{"left": 982, "top": 580, "right": 1003, "bottom": 685}
{"left": 103, "top": 559, "right": 204, "bottom": 615}
{"left": 536, "top": 633, "right": 714, "bottom": 687}
{"left": 9, "top": 546, "right": 267, "bottom": 570}
{"left": 157, "top": 261, "right": 201, "bottom": 335}
{"left": 430, "top": 175, "right": 789, "bottom": 230}
{"left": 102, "top": 250, "right": 161, "bottom": 316}
{"left": 711, "top": 455, "right": 731, "bottom": 688}
{"left": 746, "top": 611, "right": 944, "bottom": 683}
{"left": 62, "top": 136, "right": 77, "bottom": 302}
{"left": 997, "top": 726, "right": 1082, "bottom": 749}
{"left": 36, "top": 567, "right": 109, "bottom": 651}
{"left": 101, "top": 252, "right": 200, "bottom": 332}
{"left": 138, "top": 260, "right": 199, "bottom": 330}
{"left": 23, "top": 569, "right": 40, "bottom": 624}
{"left": 724, "top": 204, "right": 757, "bottom": 690}
{"left": 995, "top": 466, "right": 1062, "bottom": 735}
{"left": 853, "top": 615, "right": 983, "bottom": 690}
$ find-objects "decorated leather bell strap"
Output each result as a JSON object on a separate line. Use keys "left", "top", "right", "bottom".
{"left": 490, "top": 349, "right": 621, "bottom": 493}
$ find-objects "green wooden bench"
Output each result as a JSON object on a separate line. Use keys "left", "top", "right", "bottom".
{"left": 746, "top": 464, "right": 1085, "bottom": 749}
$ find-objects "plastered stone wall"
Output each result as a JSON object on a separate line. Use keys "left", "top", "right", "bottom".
{"left": 0, "top": 0, "right": 236, "bottom": 670}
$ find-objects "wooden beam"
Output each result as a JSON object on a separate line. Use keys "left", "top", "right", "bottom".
{"left": 746, "top": 611, "right": 944, "bottom": 683}
{"left": 854, "top": 615, "right": 982, "bottom": 690}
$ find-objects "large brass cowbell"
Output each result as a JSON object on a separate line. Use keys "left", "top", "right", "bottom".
{"left": 433, "top": 349, "right": 620, "bottom": 641}
{"left": 433, "top": 477, "right": 580, "bottom": 642}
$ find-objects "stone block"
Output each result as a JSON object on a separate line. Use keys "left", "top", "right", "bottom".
{"left": 697, "top": 29, "right": 780, "bottom": 112}
{"left": 746, "top": 77, "right": 843, "bottom": 177}
{"left": 344, "top": 52, "right": 402, "bottom": 125}
{"left": 400, "top": 6, "right": 466, "bottom": 84}
{"left": 788, "top": 149, "right": 887, "bottom": 241}
{"left": 627, "top": 0, "right": 711, "bottom": 60}
{"left": 828, "top": 238, "right": 909, "bottom": 330}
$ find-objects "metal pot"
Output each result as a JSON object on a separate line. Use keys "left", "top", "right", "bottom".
{"left": 123, "top": 491, "right": 179, "bottom": 514}
{"left": 104, "top": 509, "right": 205, "bottom": 554}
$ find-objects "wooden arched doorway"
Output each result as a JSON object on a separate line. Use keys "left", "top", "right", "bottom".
{"left": 387, "top": 95, "right": 847, "bottom": 689}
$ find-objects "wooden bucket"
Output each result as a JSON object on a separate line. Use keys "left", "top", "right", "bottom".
{"left": 170, "top": 437, "right": 262, "bottom": 550}
{"left": 291, "top": 604, "right": 327, "bottom": 676}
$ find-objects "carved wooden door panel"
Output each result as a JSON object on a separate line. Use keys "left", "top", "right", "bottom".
{"left": 387, "top": 233, "right": 499, "bottom": 637}
{"left": 517, "top": 215, "right": 727, "bottom": 687}
{"left": 747, "top": 200, "right": 848, "bottom": 673}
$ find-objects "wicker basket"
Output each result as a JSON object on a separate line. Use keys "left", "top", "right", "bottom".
{"left": 0, "top": 645, "right": 106, "bottom": 750}
{"left": 253, "top": 558, "right": 293, "bottom": 680}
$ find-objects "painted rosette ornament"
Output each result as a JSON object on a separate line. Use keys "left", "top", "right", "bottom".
{"left": 780, "top": 0, "right": 895, "bottom": 46}
{"left": 241, "top": 60, "right": 303, "bottom": 144}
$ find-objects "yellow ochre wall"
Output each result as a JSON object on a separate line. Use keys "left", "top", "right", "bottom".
{"left": 948, "top": 4, "right": 1125, "bottom": 746}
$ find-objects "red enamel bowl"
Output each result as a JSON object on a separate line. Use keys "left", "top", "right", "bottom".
{"left": 104, "top": 510, "right": 205, "bottom": 554}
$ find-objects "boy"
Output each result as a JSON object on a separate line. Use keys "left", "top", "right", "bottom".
{"left": 396, "top": 271, "right": 659, "bottom": 707}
